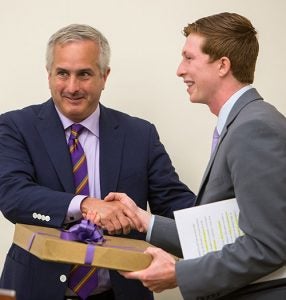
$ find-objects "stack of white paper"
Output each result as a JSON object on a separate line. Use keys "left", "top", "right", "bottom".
{"left": 174, "top": 198, "right": 286, "bottom": 283}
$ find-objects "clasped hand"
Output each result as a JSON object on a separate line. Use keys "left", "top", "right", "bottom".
{"left": 81, "top": 192, "right": 150, "bottom": 235}
{"left": 82, "top": 192, "right": 177, "bottom": 293}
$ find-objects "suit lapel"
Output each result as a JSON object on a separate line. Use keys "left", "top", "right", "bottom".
{"left": 99, "top": 105, "right": 125, "bottom": 198}
{"left": 35, "top": 100, "right": 74, "bottom": 193}
{"left": 196, "top": 88, "right": 263, "bottom": 204}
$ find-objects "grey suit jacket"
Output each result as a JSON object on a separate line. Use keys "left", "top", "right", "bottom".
{"left": 150, "top": 88, "right": 286, "bottom": 299}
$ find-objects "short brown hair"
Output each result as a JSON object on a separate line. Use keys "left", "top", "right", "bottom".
{"left": 183, "top": 12, "right": 259, "bottom": 83}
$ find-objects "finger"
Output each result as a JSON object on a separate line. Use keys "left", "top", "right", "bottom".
{"left": 104, "top": 192, "right": 128, "bottom": 203}
{"left": 119, "top": 270, "right": 142, "bottom": 280}
{"left": 102, "top": 202, "right": 131, "bottom": 234}
{"left": 148, "top": 284, "right": 164, "bottom": 293}
{"left": 144, "top": 246, "right": 159, "bottom": 256}
{"left": 122, "top": 207, "right": 144, "bottom": 232}
{"left": 104, "top": 217, "right": 125, "bottom": 235}
{"left": 110, "top": 216, "right": 123, "bottom": 234}
{"left": 93, "top": 213, "right": 102, "bottom": 226}
{"left": 117, "top": 213, "right": 132, "bottom": 235}
{"left": 104, "top": 192, "right": 122, "bottom": 202}
{"left": 85, "top": 211, "right": 101, "bottom": 225}
{"left": 147, "top": 280, "right": 169, "bottom": 293}
{"left": 103, "top": 192, "right": 115, "bottom": 202}
{"left": 102, "top": 221, "right": 117, "bottom": 235}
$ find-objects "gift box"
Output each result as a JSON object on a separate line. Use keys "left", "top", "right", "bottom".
{"left": 13, "top": 223, "right": 152, "bottom": 271}
{"left": 0, "top": 289, "right": 16, "bottom": 300}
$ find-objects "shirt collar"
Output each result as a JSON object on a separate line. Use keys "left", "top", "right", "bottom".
{"left": 216, "top": 85, "right": 252, "bottom": 135}
{"left": 55, "top": 104, "right": 100, "bottom": 138}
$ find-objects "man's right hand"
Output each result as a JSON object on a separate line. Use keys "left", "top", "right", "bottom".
{"left": 81, "top": 197, "right": 145, "bottom": 235}
{"left": 104, "top": 192, "right": 152, "bottom": 233}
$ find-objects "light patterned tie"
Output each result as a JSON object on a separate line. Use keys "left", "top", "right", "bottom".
{"left": 67, "top": 123, "right": 98, "bottom": 300}
{"left": 211, "top": 127, "right": 220, "bottom": 154}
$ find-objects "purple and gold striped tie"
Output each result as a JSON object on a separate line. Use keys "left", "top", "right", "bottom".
{"left": 68, "top": 124, "right": 98, "bottom": 300}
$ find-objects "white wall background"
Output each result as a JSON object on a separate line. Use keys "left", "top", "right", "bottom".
{"left": 0, "top": 1, "right": 285, "bottom": 299}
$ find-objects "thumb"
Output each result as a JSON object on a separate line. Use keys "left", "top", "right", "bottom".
{"left": 104, "top": 192, "right": 115, "bottom": 202}
{"left": 144, "top": 246, "right": 160, "bottom": 257}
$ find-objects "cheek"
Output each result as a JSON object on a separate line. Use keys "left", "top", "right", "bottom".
{"left": 88, "top": 81, "right": 105, "bottom": 94}
{"left": 51, "top": 80, "right": 65, "bottom": 93}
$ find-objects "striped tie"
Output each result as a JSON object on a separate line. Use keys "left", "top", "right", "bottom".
{"left": 67, "top": 124, "right": 98, "bottom": 300}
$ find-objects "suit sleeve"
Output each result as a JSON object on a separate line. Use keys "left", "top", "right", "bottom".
{"left": 175, "top": 116, "right": 286, "bottom": 299}
{"left": 150, "top": 215, "right": 183, "bottom": 257}
{"left": 0, "top": 112, "right": 74, "bottom": 228}
{"left": 147, "top": 124, "right": 196, "bottom": 218}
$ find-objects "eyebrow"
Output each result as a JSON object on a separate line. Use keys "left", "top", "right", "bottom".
{"left": 77, "top": 68, "right": 94, "bottom": 74}
{"left": 55, "top": 67, "right": 94, "bottom": 74}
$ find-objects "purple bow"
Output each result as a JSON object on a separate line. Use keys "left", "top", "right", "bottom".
{"left": 61, "top": 220, "right": 105, "bottom": 265}
{"left": 61, "top": 220, "right": 105, "bottom": 244}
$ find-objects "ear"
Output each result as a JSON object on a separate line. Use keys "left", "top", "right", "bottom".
{"left": 218, "top": 57, "right": 231, "bottom": 77}
{"left": 46, "top": 67, "right": 52, "bottom": 89}
{"left": 102, "top": 67, "right": 111, "bottom": 90}
{"left": 103, "top": 67, "right": 111, "bottom": 81}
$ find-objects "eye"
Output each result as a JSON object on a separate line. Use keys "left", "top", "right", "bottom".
{"left": 56, "top": 70, "right": 69, "bottom": 78}
{"left": 182, "top": 52, "right": 193, "bottom": 61}
{"left": 79, "top": 71, "right": 92, "bottom": 79}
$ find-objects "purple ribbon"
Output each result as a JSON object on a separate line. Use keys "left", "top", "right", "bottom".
{"left": 60, "top": 220, "right": 105, "bottom": 244}
{"left": 60, "top": 220, "right": 105, "bottom": 265}
{"left": 27, "top": 231, "right": 58, "bottom": 251}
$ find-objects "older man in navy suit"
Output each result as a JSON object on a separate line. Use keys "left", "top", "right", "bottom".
{"left": 0, "top": 24, "right": 195, "bottom": 300}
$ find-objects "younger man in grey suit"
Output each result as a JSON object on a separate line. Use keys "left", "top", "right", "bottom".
{"left": 104, "top": 12, "right": 286, "bottom": 300}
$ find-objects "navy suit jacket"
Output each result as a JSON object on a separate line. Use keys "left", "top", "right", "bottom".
{"left": 0, "top": 99, "right": 195, "bottom": 300}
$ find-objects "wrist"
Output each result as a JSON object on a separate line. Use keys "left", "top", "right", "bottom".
{"left": 137, "top": 207, "right": 151, "bottom": 232}
{"left": 80, "top": 197, "right": 99, "bottom": 213}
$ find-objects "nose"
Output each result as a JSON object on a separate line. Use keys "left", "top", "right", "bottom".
{"left": 176, "top": 61, "right": 185, "bottom": 77}
{"left": 66, "top": 76, "right": 80, "bottom": 94}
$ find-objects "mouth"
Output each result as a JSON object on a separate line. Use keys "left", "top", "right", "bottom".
{"left": 184, "top": 81, "right": 195, "bottom": 95}
{"left": 184, "top": 80, "right": 195, "bottom": 88}
{"left": 62, "top": 95, "right": 85, "bottom": 102}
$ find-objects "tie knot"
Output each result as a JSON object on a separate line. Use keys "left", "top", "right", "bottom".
{"left": 70, "top": 124, "right": 84, "bottom": 139}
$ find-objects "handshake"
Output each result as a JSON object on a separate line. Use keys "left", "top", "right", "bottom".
{"left": 81, "top": 192, "right": 178, "bottom": 293}
{"left": 80, "top": 192, "right": 151, "bottom": 235}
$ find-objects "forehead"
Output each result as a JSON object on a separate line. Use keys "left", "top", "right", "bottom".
{"left": 182, "top": 33, "right": 205, "bottom": 54}
{"left": 52, "top": 40, "right": 100, "bottom": 69}
{"left": 53, "top": 40, "right": 99, "bottom": 59}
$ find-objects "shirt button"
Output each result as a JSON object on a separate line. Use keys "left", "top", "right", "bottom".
{"left": 60, "top": 275, "right": 67, "bottom": 282}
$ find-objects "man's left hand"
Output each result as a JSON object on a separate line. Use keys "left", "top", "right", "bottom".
{"left": 119, "top": 246, "right": 178, "bottom": 293}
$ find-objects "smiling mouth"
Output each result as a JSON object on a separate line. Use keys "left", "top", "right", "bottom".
{"left": 185, "top": 81, "right": 195, "bottom": 87}
{"left": 63, "top": 95, "right": 85, "bottom": 101}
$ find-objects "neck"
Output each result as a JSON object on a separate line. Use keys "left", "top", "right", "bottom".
{"left": 209, "top": 81, "right": 248, "bottom": 116}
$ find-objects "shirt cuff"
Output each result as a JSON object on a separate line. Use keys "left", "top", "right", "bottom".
{"left": 146, "top": 214, "right": 155, "bottom": 242}
{"left": 65, "top": 195, "right": 87, "bottom": 223}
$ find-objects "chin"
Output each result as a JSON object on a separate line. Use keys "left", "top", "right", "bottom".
{"left": 189, "top": 96, "right": 196, "bottom": 103}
